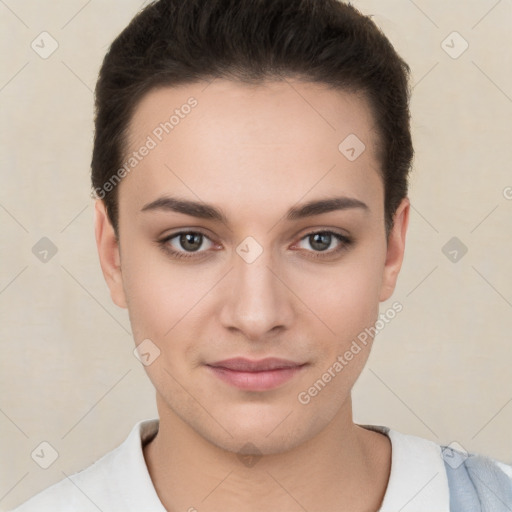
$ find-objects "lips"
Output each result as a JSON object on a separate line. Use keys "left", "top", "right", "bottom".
{"left": 205, "top": 357, "right": 307, "bottom": 391}
{"left": 207, "top": 357, "right": 304, "bottom": 372}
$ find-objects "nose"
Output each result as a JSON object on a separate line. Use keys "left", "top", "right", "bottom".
{"left": 218, "top": 244, "right": 294, "bottom": 342}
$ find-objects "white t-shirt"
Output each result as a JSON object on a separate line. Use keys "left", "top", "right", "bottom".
{"left": 8, "top": 419, "right": 470, "bottom": 511}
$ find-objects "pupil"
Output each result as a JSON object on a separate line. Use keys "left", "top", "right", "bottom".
{"left": 181, "top": 233, "right": 202, "bottom": 252}
{"left": 311, "top": 233, "right": 331, "bottom": 251}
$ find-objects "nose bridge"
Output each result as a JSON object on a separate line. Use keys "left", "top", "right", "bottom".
{"left": 220, "top": 238, "right": 292, "bottom": 339}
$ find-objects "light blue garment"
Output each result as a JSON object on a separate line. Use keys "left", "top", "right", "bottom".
{"left": 442, "top": 446, "right": 512, "bottom": 511}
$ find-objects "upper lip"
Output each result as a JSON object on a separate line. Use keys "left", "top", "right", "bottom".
{"left": 207, "top": 357, "right": 305, "bottom": 372}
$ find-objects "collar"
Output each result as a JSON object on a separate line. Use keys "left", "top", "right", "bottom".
{"left": 127, "top": 419, "right": 450, "bottom": 511}
{"left": 360, "top": 424, "right": 450, "bottom": 511}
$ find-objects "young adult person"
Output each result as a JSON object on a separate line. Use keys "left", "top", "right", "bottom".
{"left": 12, "top": 0, "right": 512, "bottom": 510}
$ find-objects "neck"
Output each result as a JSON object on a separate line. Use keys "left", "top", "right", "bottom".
{"left": 143, "top": 393, "right": 391, "bottom": 512}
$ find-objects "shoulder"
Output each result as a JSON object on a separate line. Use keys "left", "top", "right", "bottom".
{"left": 362, "top": 424, "right": 512, "bottom": 511}
{"left": 9, "top": 419, "right": 163, "bottom": 512}
{"left": 441, "top": 443, "right": 512, "bottom": 511}
{"left": 9, "top": 474, "right": 101, "bottom": 512}
{"left": 9, "top": 447, "right": 124, "bottom": 512}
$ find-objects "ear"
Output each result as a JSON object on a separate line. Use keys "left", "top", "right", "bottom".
{"left": 94, "top": 199, "right": 127, "bottom": 309}
{"left": 379, "top": 197, "right": 410, "bottom": 302}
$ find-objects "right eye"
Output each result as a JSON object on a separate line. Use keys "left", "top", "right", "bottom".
{"left": 158, "top": 231, "right": 217, "bottom": 259}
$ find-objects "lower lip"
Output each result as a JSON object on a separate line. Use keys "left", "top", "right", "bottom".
{"left": 206, "top": 365, "right": 306, "bottom": 391}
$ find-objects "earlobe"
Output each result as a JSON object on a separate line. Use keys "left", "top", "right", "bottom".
{"left": 94, "top": 199, "right": 128, "bottom": 309}
{"left": 379, "top": 197, "right": 410, "bottom": 302}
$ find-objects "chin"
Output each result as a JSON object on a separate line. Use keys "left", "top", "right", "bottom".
{"left": 204, "top": 413, "right": 324, "bottom": 457}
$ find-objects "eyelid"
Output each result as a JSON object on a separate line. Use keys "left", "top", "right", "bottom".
{"left": 160, "top": 227, "right": 216, "bottom": 242}
{"left": 296, "top": 226, "right": 351, "bottom": 241}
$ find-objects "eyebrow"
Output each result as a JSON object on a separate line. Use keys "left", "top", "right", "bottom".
{"left": 140, "top": 195, "right": 369, "bottom": 223}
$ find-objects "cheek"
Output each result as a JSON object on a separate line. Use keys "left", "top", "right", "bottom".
{"left": 294, "top": 246, "right": 386, "bottom": 413}
{"left": 121, "top": 248, "right": 209, "bottom": 387}
{"left": 120, "top": 242, "right": 206, "bottom": 341}
{"left": 296, "top": 240, "right": 386, "bottom": 345}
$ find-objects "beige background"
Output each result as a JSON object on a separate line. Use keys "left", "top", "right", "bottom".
{"left": 1, "top": 0, "right": 511, "bottom": 509}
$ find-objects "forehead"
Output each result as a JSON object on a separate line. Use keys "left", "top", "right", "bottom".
{"left": 119, "top": 79, "right": 383, "bottom": 220}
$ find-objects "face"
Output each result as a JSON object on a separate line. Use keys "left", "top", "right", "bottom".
{"left": 95, "top": 79, "right": 409, "bottom": 455}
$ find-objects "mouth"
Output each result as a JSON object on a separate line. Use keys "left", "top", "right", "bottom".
{"left": 205, "top": 357, "right": 308, "bottom": 391}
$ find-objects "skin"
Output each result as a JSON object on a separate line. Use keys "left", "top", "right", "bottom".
{"left": 95, "top": 79, "right": 409, "bottom": 512}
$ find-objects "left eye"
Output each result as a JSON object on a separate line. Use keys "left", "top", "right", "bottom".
{"left": 296, "top": 231, "right": 349, "bottom": 253}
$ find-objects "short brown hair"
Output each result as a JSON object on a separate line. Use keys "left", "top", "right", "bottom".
{"left": 91, "top": 0, "right": 413, "bottom": 238}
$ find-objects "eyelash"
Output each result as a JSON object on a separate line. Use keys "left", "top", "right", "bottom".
{"left": 158, "top": 229, "right": 353, "bottom": 261}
